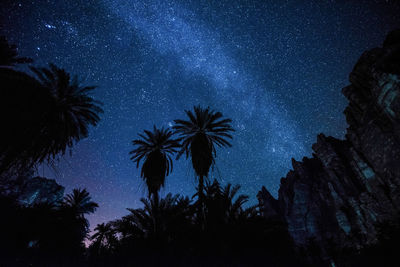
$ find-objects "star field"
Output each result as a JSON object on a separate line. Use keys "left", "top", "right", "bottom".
{"left": 1, "top": 0, "right": 399, "bottom": 229}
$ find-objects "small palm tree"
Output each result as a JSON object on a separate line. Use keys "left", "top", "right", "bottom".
{"left": 202, "top": 180, "right": 255, "bottom": 232}
{"left": 29, "top": 63, "right": 103, "bottom": 162}
{"left": 173, "top": 106, "right": 234, "bottom": 205}
{"left": 63, "top": 188, "right": 98, "bottom": 217}
{"left": 129, "top": 126, "right": 180, "bottom": 201}
{"left": 91, "top": 223, "right": 117, "bottom": 253}
{"left": 221, "top": 183, "right": 250, "bottom": 220}
{"left": 62, "top": 188, "right": 98, "bottom": 245}
{"left": 125, "top": 193, "right": 192, "bottom": 240}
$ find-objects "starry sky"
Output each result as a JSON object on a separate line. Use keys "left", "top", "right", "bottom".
{"left": 1, "top": 0, "right": 399, "bottom": 229}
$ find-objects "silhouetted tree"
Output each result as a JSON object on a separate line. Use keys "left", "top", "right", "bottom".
{"left": 0, "top": 67, "right": 50, "bottom": 174}
{"left": 63, "top": 188, "right": 99, "bottom": 217}
{"left": 200, "top": 180, "right": 256, "bottom": 233}
{"left": 124, "top": 193, "right": 192, "bottom": 241}
{"left": 173, "top": 106, "right": 234, "bottom": 222}
{"left": 61, "top": 188, "right": 98, "bottom": 254}
{"left": 91, "top": 223, "right": 117, "bottom": 255}
{"left": 29, "top": 64, "right": 103, "bottom": 161}
{"left": 129, "top": 126, "right": 180, "bottom": 202}
{"left": 207, "top": 181, "right": 254, "bottom": 222}
{"left": 111, "top": 217, "right": 141, "bottom": 242}
{"left": 0, "top": 36, "right": 32, "bottom": 66}
{"left": 0, "top": 63, "right": 103, "bottom": 175}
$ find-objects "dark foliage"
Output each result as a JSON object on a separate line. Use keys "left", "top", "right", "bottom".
{"left": 0, "top": 55, "right": 103, "bottom": 175}
{"left": 84, "top": 180, "right": 302, "bottom": 267}
{"left": 29, "top": 64, "right": 103, "bottom": 161}
{"left": 0, "top": 36, "right": 32, "bottom": 66}
{"left": 1, "top": 34, "right": 398, "bottom": 266}
{"left": 0, "top": 187, "right": 97, "bottom": 266}
{"left": 321, "top": 216, "right": 400, "bottom": 267}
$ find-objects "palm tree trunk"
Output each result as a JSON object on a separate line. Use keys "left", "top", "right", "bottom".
{"left": 198, "top": 175, "right": 205, "bottom": 229}
{"left": 154, "top": 192, "right": 159, "bottom": 208}
{"left": 152, "top": 192, "right": 159, "bottom": 237}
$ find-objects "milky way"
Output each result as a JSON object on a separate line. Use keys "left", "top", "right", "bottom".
{"left": 102, "top": 0, "right": 306, "bottom": 180}
{"left": 1, "top": 0, "right": 399, "bottom": 229}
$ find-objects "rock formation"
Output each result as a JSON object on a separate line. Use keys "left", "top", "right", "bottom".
{"left": 258, "top": 29, "right": 400, "bottom": 256}
{"left": 18, "top": 176, "right": 64, "bottom": 205}
{"left": 1, "top": 167, "right": 65, "bottom": 205}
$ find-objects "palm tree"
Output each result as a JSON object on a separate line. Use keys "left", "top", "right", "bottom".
{"left": 125, "top": 193, "right": 192, "bottom": 240}
{"left": 0, "top": 36, "right": 33, "bottom": 174}
{"left": 29, "top": 64, "right": 103, "bottom": 162}
{"left": 0, "top": 36, "right": 32, "bottom": 67}
{"left": 0, "top": 67, "right": 48, "bottom": 174}
{"left": 173, "top": 106, "right": 234, "bottom": 206}
{"left": 60, "top": 189, "right": 98, "bottom": 253}
{"left": 63, "top": 188, "right": 99, "bottom": 217}
{"left": 91, "top": 223, "right": 117, "bottom": 253}
{"left": 0, "top": 63, "right": 103, "bottom": 175}
{"left": 129, "top": 126, "right": 180, "bottom": 201}
{"left": 221, "top": 183, "right": 252, "bottom": 221}
{"left": 202, "top": 180, "right": 251, "bottom": 225}
{"left": 111, "top": 217, "right": 141, "bottom": 241}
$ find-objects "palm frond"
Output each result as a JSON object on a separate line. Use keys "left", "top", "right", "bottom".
{"left": 28, "top": 64, "right": 103, "bottom": 163}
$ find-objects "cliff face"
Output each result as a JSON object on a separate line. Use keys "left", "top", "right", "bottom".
{"left": 1, "top": 168, "right": 64, "bottom": 205}
{"left": 258, "top": 30, "right": 400, "bottom": 252}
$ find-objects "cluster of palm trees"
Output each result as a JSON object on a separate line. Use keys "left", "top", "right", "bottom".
{"left": 85, "top": 107, "right": 298, "bottom": 265}
{"left": 0, "top": 36, "right": 103, "bottom": 265}
{"left": 87, "top": 180, "right": 295, "bottom": 266}
{"left": 0, "top": 187, "right": 98, "bottom": 264}
{"left": 90, "top": 181, "right": 252, "bottom": 247}
{"left": 0, "top": 36, "right": 301, "bottom": 266}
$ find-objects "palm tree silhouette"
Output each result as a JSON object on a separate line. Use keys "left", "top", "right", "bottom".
{"left": 173, "top": 106, "right": 234, "bottom": 212}
{"left": 63, "top": 188, "right": 99, "bottom": 217}
{"left": 29, "top": 64, "right": 103, "bottom": 162}
{"left": 125, "top": 193, "right": 192, "bottom": 240}
{"left": 203, "top": 180, "right": 255, "bottom": 225}
{"left": 0, "top": 68, "right": 49, "bottom": 174}
{"left": 91, "top": 223, "right": 117, "bottom": 254}
{"left": 0, "top": 63, "right": 103, "bottom": 174}
{"left": 62, "top": 188, "right": 98, "bottom": 246}
{"left": 129, "top": 126, "right": 180, "bottom": 202}
{"left": 0, "top": 36, "right": 32, "bottom": 66}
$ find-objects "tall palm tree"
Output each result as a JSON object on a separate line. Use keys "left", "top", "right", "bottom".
{"left": 173, "top": 106, "right": 234, "bottom": 206}
{"left": 29, "top": 64, "right": 103, "bottom": 162}
{"left": 129, "top": 126, "right": 180, "bottom": 201}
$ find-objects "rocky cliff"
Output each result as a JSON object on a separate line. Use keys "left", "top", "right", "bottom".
{"left": 18, "top": 176, "right": 64, "bottom": 205}
{"left": 1, "top": 168, "right": 65, "bottom": 205}
{"left": 258, "top": 29, "right": 400, "bottom": 255}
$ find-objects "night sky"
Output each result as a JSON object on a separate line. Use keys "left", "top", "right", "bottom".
{"left": 1, "top": 0, "right": 399, "bottom": 229}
